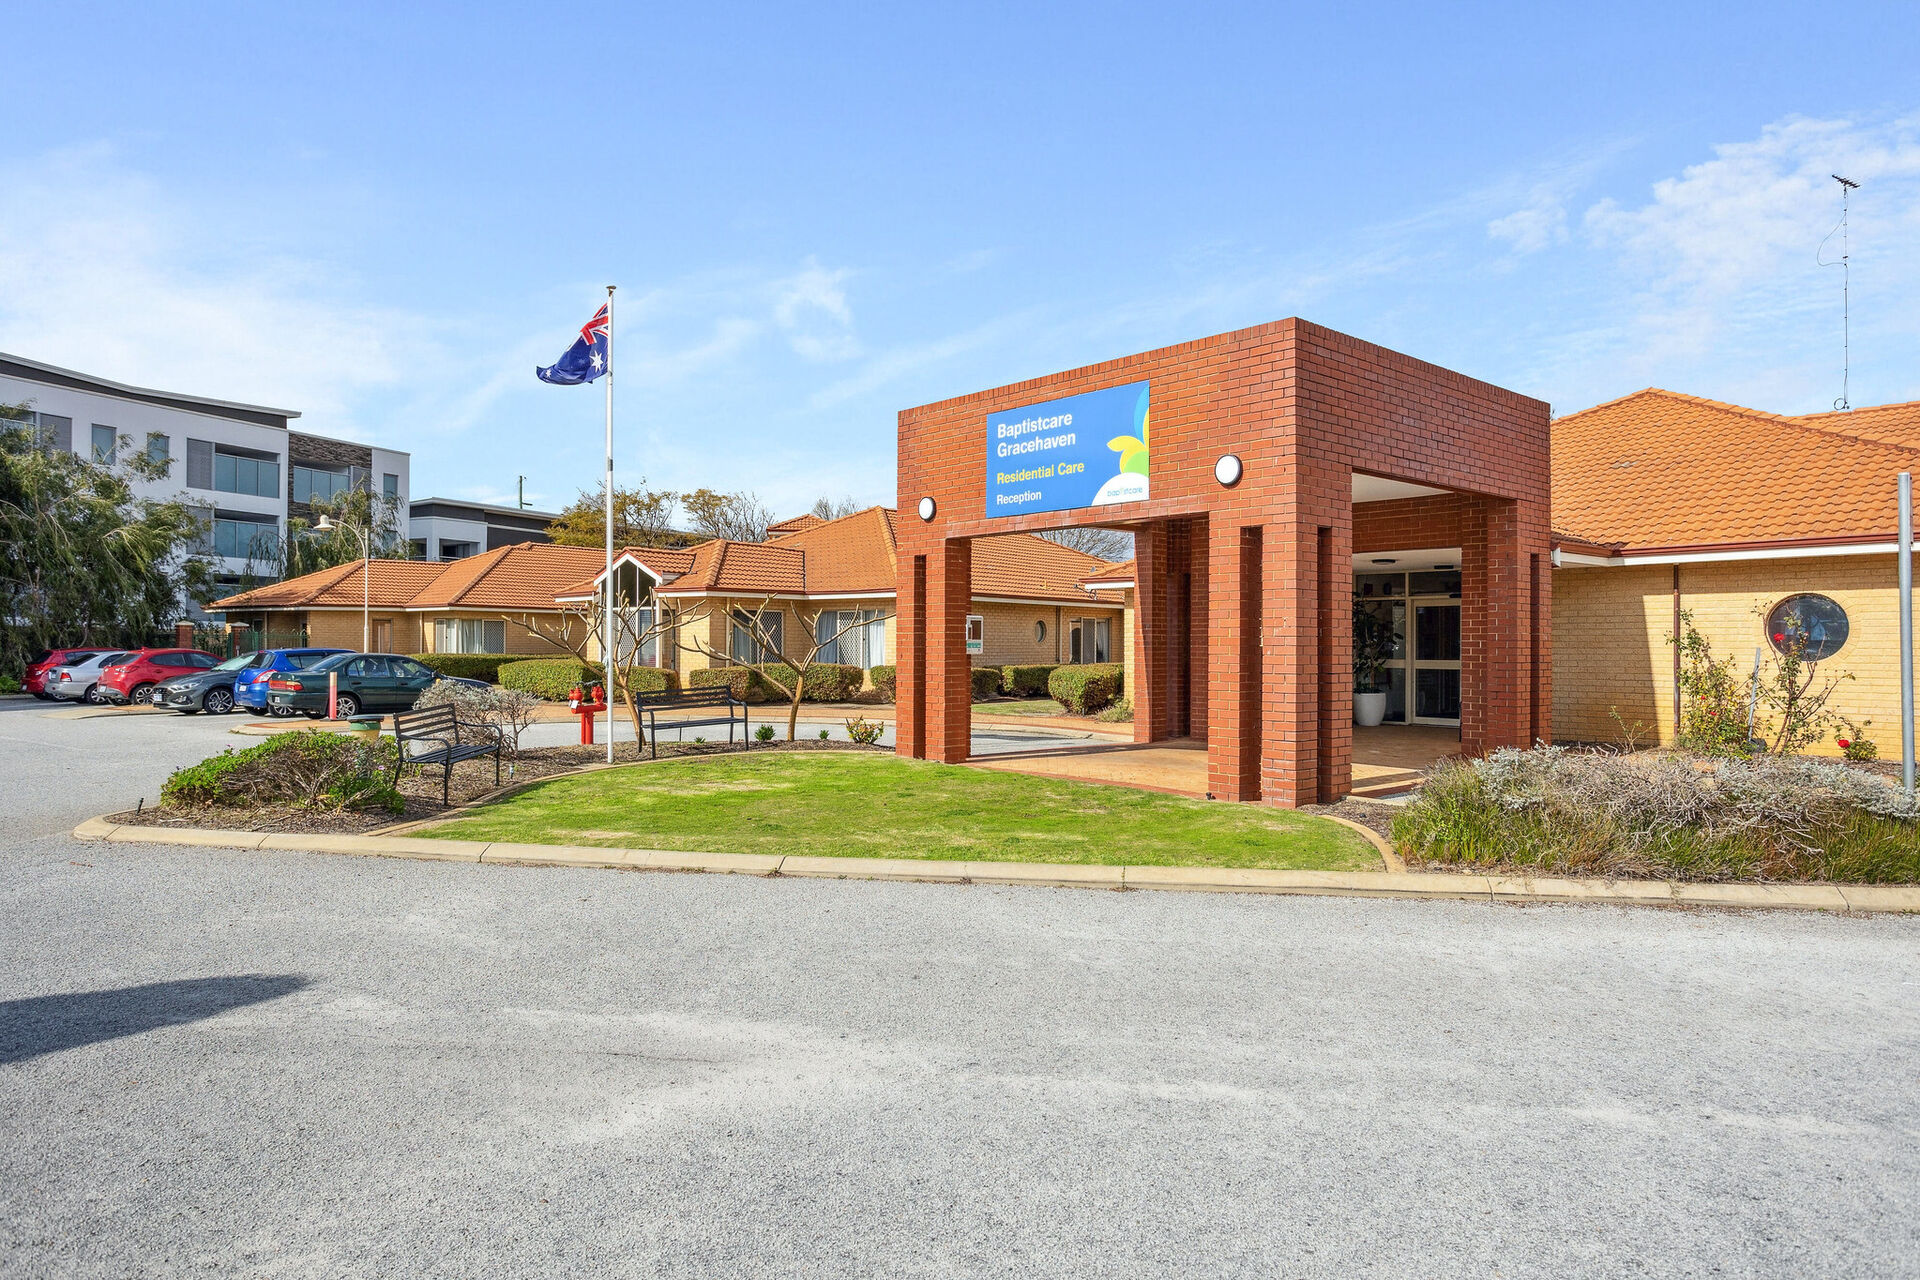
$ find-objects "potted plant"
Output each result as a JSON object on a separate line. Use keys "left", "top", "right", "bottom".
{"left": 1353, "top": 600, "right": 1394, "bottom": 727}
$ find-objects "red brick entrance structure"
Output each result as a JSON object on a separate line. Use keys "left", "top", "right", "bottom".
{"left": 895, "top": 319, "right": 1552, "bottom": 806}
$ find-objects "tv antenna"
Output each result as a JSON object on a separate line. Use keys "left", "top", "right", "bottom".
{"left": 517, "top": 475, "right": 530, "bottom": 509}
{"left": 1819, "top": 174, "right": 1859, "bottom": 411}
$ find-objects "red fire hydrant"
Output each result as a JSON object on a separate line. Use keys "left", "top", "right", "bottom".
{"left": 568, "top": 683, "right": 608, "bottom": 745}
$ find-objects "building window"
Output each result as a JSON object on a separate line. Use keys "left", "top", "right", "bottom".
{"left": 1070, "top": 617, "right": 1111, "bottom": 664}
{"left": 91, "top": 424, "right": 116, "bottom": 463}
{"left": 435, "top": 619, "right": 506, "bottom": 654}
{"left": 146, "top": 433, "right": 170, "bottom": 464}
{"left": 215, "top": 448, "right": 281, "bottom": 498}
{"left": 818, "top": 609, "right": 886, "bottom": 668}
{"left": 1767, "top": 594, "right": 1850, "bottom": 661}
{"left": 1035, "top": 619, "right": 1047, "bottom": 645}
{"left": 210, "top": 515, "right": 280, "bottom": 561}
{"left": 294, "top": 464, "right": 352, "bottom": 504}
{"left": 730, "top": 609, "right": 782, "bottom": 663}
{"left": 382, "top": 472, "right": 399, "bottom": 500}
{"left": 613, "top": 607, "right": 659, "bottom": 667}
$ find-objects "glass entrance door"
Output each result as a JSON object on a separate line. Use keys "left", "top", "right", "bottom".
{"left": 1411, "top": 603, "right": 1461, "bottom": 722}
{"left": 1354, "top": 568, "right": 1461, "bottom": 726}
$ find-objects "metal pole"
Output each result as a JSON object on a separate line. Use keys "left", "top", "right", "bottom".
{"left": 1900, "top": 471, "right": 1914, "bottom": 800}
{"left": 603, "top": 285, "right": 616, "bottom": 765}
{"left": 363, "top": 524, "right": 371, "bottom": 653}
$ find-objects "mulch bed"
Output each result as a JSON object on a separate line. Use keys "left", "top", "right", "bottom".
{"left": 1302, "top": 797, "right": 1400, "bottom": 840}
{"left": 108, "top": 739, "right": 881, "bottom": 837}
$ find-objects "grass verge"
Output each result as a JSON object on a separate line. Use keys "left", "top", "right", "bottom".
{"left": 418, "top": 751, "right": 1379, "bottom": 871}
{"left": 969, "top": 698, "right": 1071, "bottom": 717}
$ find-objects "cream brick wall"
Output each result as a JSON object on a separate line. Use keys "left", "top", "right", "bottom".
{"left": 1554, "top": 556, "right": 1911, "bottom": 754}
{"left": 305, "top": 609, "right": 423, "bottom": 654}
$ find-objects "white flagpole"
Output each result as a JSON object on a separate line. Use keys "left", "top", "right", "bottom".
{"left": 604, "top": 284, "right": 616, "bottom": 765}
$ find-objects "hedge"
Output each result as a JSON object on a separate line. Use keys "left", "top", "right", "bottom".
{"left": 498, "top": 658, "right": 677, "bottom": 702}
{"left": 1047, "top": 663, "right": 1124, "bottom": 715}
{"left": 1000, "top": 664, "right": 1058, "bottom": 697}
{"left": 408, "top": 653, "right": 512, "bottom": 683}
{"left": 970, "top": 665, "right": 1002, "bottom": 700}
{"left": 690, "top": 663, "right": 865, "bottom": 703}
{"left": 869, "top": 665, "right": 896, "bottom": 701}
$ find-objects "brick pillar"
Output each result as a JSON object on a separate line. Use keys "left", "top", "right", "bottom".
{"left": 1460, "top": 496, "right": 1533, "bottom": 757}
{"left": 1261, "top": 464, "right": 1351, "bottom": 807}
{"left": 1206, "top": 523, "right": 1262, "bottom": 801}
{"left": 174, "top": 621, "right": 195, "bottom": 649}
{"left": 1186, "top": 516, "right": 1210, "bottom": 742}
{"left": 927, "top": 537, "right": 972, "bottom": 763}
{"left": 1131, "top": 522, "right": 1169, "bottom": 744}
{"left": 895, "top": 553, "right": 927, "bottom": 760}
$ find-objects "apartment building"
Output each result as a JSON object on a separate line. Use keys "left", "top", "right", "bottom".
{"left": 0, "top": 352, "right": 410, "bottom": 604}
{"left": 407, "top": 496, "right": 560, "bottom": 561}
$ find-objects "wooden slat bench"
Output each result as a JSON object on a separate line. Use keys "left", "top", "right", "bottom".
{"left": 636, "top": 688, "right": 750, "bottom": 758}
{"left": 392, "top": 703, "right": 503, "bottom": 805}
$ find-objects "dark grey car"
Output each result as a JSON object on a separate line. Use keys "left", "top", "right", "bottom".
{"left": 153, "top": 652, "right": 271, "bottom": 715}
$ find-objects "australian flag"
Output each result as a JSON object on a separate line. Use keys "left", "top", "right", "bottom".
{"left": 536, "top": 303, "right": 610, "bottom": 384}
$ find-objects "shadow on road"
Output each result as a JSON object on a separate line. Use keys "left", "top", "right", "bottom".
{"left": 0, "top": 974, "right": 310, "bottom": 1064}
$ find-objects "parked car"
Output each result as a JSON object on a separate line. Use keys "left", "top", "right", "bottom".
{"left": 24, "top": 649, "right": 107, "bottom": 699}
{"left": 153, "top": 652, "right": 277, "bottom": 715}
{"left": 97, "top": 648, "right": 221, "bottom": 706}
{"left": 265, "top": 653, "right": 446, "bottom": 719}
{"left": 45, "top": 652, "right": 135, "bottom": 704}
{"left": 233, "top": 648, "right": 353, "bottom": 716}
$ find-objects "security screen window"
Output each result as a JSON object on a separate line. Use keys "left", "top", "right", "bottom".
{"left": 436, "top": 619, "right": 507, "bottom": 654}
{"left": 1767, "top": 594, "right": 1849, "bottom": 661}
{"left": 1069, "top": 617, "right": 1112, "bottom": 663}
{"left": 818, "top": 609, "right": 886, "bottom": 667}
{"left": 730, "top": 609, "right": 782, "bottom": 663}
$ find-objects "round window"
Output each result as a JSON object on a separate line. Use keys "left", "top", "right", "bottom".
{"left": 1766, "top": 594, "right": 1849, "bottom": 661}
{"left": 1034, "top": 620, "right": 1047, "bottom": 644}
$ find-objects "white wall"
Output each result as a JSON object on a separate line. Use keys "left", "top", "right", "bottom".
{"left": 370, "top": 445, "right": 411, "bottom": 543}
{"left": 0, "top": 372, "right": 287, "bottom": 576}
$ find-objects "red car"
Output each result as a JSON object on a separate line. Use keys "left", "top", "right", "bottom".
{"left": 23, "top": 648, "right": 110, "bottom": 699}
{"left": 97, "top": 648, "right": 221, "bottom": 705}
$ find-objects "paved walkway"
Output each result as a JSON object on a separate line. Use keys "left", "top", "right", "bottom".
{"left": 970, "top": 725, "right": 1462, "bottom": 798}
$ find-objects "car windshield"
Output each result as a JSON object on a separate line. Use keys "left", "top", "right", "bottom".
{"left": 95, "top": 653, "right": 131, "bottom": 667}
{"left": 212, "top": 654, "right": 255, "bottom": 672}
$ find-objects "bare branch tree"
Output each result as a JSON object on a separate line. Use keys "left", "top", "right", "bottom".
{"left": 680, "top": 597, "right": 893, "bottom": 741}
{"left": 1040, "top": 526, "right": 1132, "bottom": 560}
{"left": 503, "top": 598, "right": 710, "bottom": 748}
{"left": 681, "top": 488, "right": 773, "bottom": 543}
{"left": 809, "top": 495, "right": 861, "bottom": 520}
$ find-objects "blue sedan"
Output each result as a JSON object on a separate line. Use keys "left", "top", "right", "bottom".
{"left": 233, "top": 648, "right": 352, "bottom": 715}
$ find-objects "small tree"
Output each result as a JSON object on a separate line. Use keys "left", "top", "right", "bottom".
{"left": 682, "top": 597, "right": 892, "bottom": 741}
{"left": 1352, "top": 599, "right": 1396, "bottom": 693}
{"left": 1755, "top": 610, "right": 1856, "bottom": 755}
{"left": 503, "top": 594, "right": 709, "bottom": 748}
{"left": 1040, "top": 526, "right": 1132, "bottom": 560}
{"left": 681, "top": 487, "right": 773, "bottom": 543}
{"left": 545, "top": 481, "right": 684, "bottom": 548}
{"left": 809, "top": 495, "right": 862, "bottom": 520}
{"left": 417, "top": 678, "right": 541, "bottom": 758}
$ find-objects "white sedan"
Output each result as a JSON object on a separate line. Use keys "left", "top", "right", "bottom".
{"left": 45, "top": 652, "right": 135, "bottom": 704}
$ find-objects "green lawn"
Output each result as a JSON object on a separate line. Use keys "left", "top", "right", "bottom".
{"left": 970, "top": 697, "right": 1071, "bottom": 717}
{"left": 420, "top": 752, "right": 1379, "bottom": 871}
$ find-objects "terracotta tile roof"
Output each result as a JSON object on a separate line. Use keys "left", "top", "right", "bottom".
{"left": 211, "top": 560, "right": 446, "bottom": 611}
{"left": 1081, "top": 558, "right": 1136, "bottom": 586}
{"left": 765, "top": 506, "right": 897, "bottom": 594}
{"left": 1552, "top": 388, "right": 1920, "bottom": 553}
{"left": 972, "top": 532, "right": 1116, "bottom": 601}
{"left": 766, "top": 513, "right": 824, "bottom": 538}
{"left": 1795, "top": 401, "right": 1920, "bottom": 450}
{"left": 552, "top": 546, "right": 700, "bottom": 600}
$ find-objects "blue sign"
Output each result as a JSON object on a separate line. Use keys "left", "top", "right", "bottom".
{"left": 985, "top": 380, "right": 1149, "bottom": 518}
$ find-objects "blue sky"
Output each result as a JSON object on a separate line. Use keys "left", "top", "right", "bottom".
{"left": 4, "top": 2, "right": 1917, "bottom": 517}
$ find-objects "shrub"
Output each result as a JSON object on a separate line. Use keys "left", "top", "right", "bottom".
{"left": 499, "top": 658, "right": 677, "bottom": 701}
{"left": 0, "top": 674, "right": 19, "bottom": 694}
{"left": 970, "top": 666, "right": 1002, "bottom": 700}
{"left": 1095, "top": 696, "right": 1133, "bottom": 724}
{"left": 690, "top": 666, "right": 778, "bottom": 702}
{"left": 869, "top": 665, "right": 896, "bottom": 701}
{"left": 1841, "top": 734, "right": 1878, "bottom": 762}
{"left": 1391, "top": 745, "right": 1920, "bottom": 884}
{"left": 844, "top": 716, "right": 884, "bottom": 745}
{"left": 1048, "top": 663, "right": 1124, "bottom": 715}
{"left": 161, "top": 730, "right": 403, "bottom": 813}
{"left": 754, "top": 724, "right": 775, "bottom": 742}
{"left": 417, "top": 677, "right": 540, "bottom": 757}
{"left": 1001, "top": 664, "right": 1057, "bottom": 697}
{"left": 408, "top": 653, "right": 511, "bottom": 683}
{"left": 786, "top": 662, "right": 865, "bottom": 702}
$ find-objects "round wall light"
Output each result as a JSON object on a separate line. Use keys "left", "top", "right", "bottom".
{"left": 1213, "top": 454, "right": 1244, "bottom": 487}
{"left": 917, "top": 496, "right": 936, "bottom": 521}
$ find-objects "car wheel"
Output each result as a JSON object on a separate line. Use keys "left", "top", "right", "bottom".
{"left": 83, "top": 684, "right": 103, "bottom": 705}
{"left": 204, "top": 688, "right": 234, "bottom": 714}
{"left": 334, "top": 693, "right": 360, "bottom": 719}
{"left": 130, "top": 683, "right": 156, "bottom": 706}
{"left": 270, "top": 704, "right": 298, "bottom": 718}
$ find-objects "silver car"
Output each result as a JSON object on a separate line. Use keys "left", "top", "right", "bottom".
{"left": 46, "top": 652, "right": 135, "bottom": 704}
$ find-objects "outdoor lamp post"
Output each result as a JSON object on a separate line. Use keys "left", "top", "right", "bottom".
{"left": 314, "top": 512, "right": 374, "bottom": 652}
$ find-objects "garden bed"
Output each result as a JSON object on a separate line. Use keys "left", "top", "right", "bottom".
{"left": 111, "top": 739, "right": 875, "bottom": 836}
{"left": 1392, "top": 745, "right": 1919, "bottom": 885}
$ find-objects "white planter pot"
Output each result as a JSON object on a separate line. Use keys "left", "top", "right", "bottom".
{"left": 1353, "top": 690, "right": 1388, "bottom": 727}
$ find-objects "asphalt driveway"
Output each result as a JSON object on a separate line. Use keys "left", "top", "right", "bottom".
{"left": 2, "top": 697, "right": 1917, "bottom": 1278}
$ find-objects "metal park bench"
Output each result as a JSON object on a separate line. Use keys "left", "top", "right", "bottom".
{"left": 635, "top": 687, "right": 750, "bottom": 758}
{"left": 391, "top": 703, "right": 503, "bottom": 805}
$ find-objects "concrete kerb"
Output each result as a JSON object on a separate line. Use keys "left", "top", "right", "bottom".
{"left": 67, "top": 812, "right": 1920, "bottom": 913}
